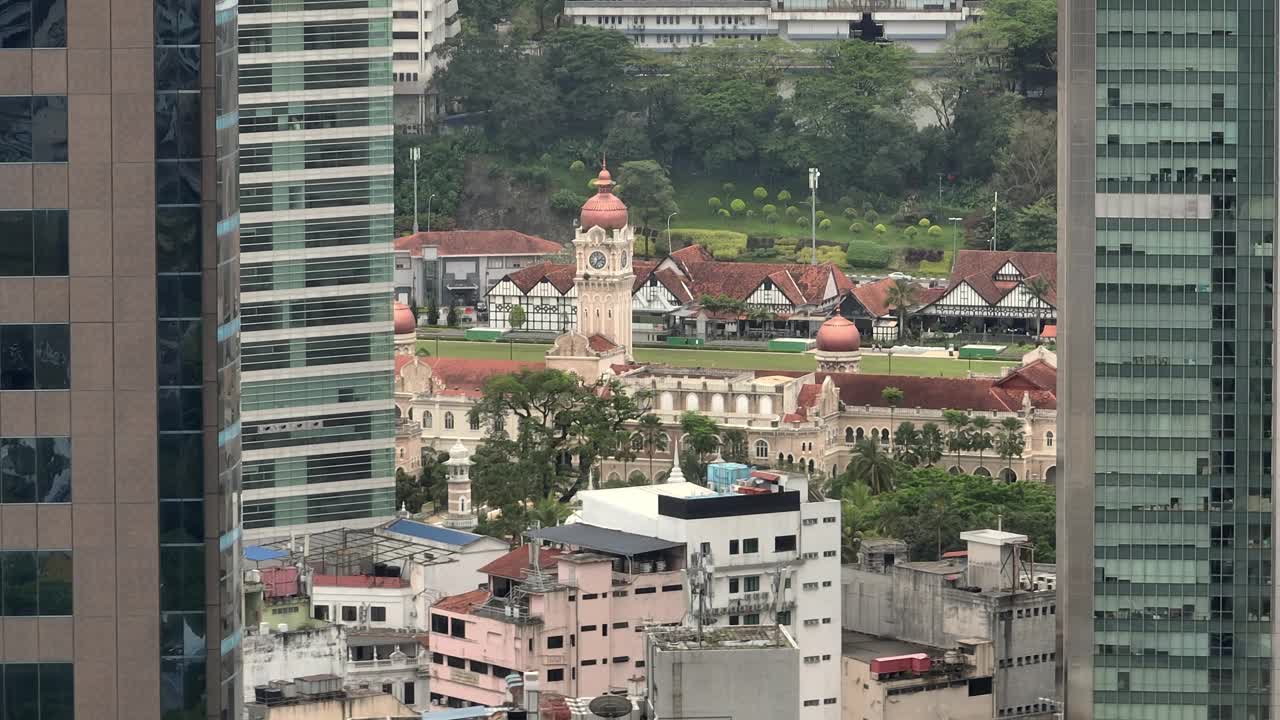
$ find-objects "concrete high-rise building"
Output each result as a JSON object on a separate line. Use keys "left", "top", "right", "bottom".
{"left": 0, "top": 0, "right": 243, "bottom": 718}
{"left": 392, "top": 0, "right": 460, "bottom": 128}
{"left": 1059, "top": 3, "right": 1274, "bottom": 718}
{"left": 237, "top": 0, "right": 398, "bottom": 538}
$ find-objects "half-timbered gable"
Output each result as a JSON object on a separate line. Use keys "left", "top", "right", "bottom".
{"left": 917, "top": 250, "right": 1057, "bottom": 323}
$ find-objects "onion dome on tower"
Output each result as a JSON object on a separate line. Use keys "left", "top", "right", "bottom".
{"left": 579, "top": 162, "right": 629, "bottom": 231}
{"left": 814, "top": 316, "right": 862, "bottom": 373}
{"left": 393, "top": 301, "right": 417, "bottom": 354}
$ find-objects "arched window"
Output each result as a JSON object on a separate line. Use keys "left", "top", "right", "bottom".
{"left": 1000, "top": 468, "right": 1017, "bottom": 483}
{"left": 736, "top": 395, "right": 750, "bottom": 414}
{"left": 808, "top": 459, "right": 815, "bottom": 474}
{"left": 845, "top": 427, "right": 854, "bottom": 443}
{"left": 444, "top": 412, "right": 455, "bottom": 429}
{"left": 458, "top": 496, "right": 468, "bottom": 512}
{"left": 778, "top": 452, "right": 785, "bottom": 465}
{"left": 855, "top": 427, "right": 864, "bottom": 442}
{"left": 398, "top": 448, "right": 405, "bottom": 458}
{"left": 408, "top": 408, "right": 414, "bottom": 420}
{"left": 755, "top": 439, "right": 769, "bottom": 458}
{"left": 974, "top": 466, "right": 992, "bottom": 478}
{"left": 758, "top": 396, "right": 773, "bottom": 415}
{"left": 786, "top": 454, "right": 794, "bottom": 466}
{"left": 631, "top": 433, "right": 644, "bottom": 450}
{"left": 710, "top": 394, "right": 725, "bottom": 413}
{"left": 495, "top": 416, "right": 505, "bottom": 432}
{"left": 1045, "top": 431, "right": 1054, "bottom": 448}
{"left": 660, "top": 392, "right": 674, "bottom": 410}
{"left": 685, "top": 393, "right": 700, "bottom": 411}
{"left": 880, "top": 429, "right": 890, "bottom": 446}
{"left": 424, "top": 411, "right": 432, "bottom": 428}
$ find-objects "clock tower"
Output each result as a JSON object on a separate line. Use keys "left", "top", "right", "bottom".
{"left": 572, "top": 163, "right": 634, "bottom": 356}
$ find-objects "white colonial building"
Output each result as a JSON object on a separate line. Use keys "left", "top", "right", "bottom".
{"left": 563, "top": 0, "right": 980, "bottom": 54}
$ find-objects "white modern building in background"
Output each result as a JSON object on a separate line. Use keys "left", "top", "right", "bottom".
{"left": 570, "top": 471, "right": 843, "bottom": 719}
{"left": 393, "top": 0, "right": 461, "bottom": 127}
{"left": 238, "top": 1, "right": 399, "bottom": 538}
{"left": 563, "top": 0, "right": 979, "bottom": 53}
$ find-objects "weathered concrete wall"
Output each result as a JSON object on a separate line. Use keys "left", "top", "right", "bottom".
{"left": 649, "top": 645, "right": 797, "bottom": 720}
{"left": 244, "top": 625, "right": 348, "bottom": 705}
{"left": 259, "top": 693, "right": 415, "bottom": 720}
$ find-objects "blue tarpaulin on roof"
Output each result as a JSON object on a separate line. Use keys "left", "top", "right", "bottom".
{"left": 244, "top": 545, "right": 288, "bottom": 562}
{"left": 386, "top": 518, "right": 483, "bottom": 547}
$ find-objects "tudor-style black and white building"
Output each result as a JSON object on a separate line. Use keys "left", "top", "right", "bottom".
{"left": 915, "top": 250, "right": 1057, "bottom": 335}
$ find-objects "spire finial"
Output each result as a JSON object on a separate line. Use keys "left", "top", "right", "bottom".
{"left": 602, "top": 153, "right": 607, "bottom": 171}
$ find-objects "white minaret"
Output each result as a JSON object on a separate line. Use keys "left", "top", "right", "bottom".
{"left": 444, "top": 441, "right": 477, "bottom": 529}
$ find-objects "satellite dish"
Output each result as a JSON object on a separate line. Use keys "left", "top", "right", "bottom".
{"left": 588, "top": 695, "right": 633, "bottom": 718}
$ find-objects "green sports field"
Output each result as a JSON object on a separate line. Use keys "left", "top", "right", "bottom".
{"left": 417, "top": 339, "right": 1016, "bottom": 378}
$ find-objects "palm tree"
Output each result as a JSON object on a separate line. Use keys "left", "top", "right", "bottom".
{"left": 995, "top": 417, "right": 1027, "bottom": 480}
{"left": 969, "top": 415, "right": 994, "bottom": 467}
{"left": 881, "top": 387, "right": 904, "bottom": 448}
{"left": 919, "top": 422, "right": 945, "bottom": 467}
{"left": 529, "top": 494, "right": 571, "bottom": 528}
{"left": 840, "top": 482, "right": 877, "bottom": 563}
{"left": 636, "top": 414, "right": 667, "bottom": 482}
{"left": 893, "top": 422, "right": 921, "bottom": 466}
{"left": 1023, "top": 275, "right": 1055, "bottom": 337}
{"left": 942, "top": 409, "right": 972, "bottom": 468}
{"left": 848, "top": 439, "right": 896, "bottom": 495}
{"left": 885, "top": 278, "right": 919, "bottom": 340}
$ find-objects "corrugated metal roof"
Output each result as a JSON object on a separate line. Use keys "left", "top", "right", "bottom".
{"left": 386, "top": 518, "right": 485, "bottom": 547}
{"left": 526, "top": 523, "right": 683, "bottom": 557}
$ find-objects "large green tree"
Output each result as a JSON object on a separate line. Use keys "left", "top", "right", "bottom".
{"left": 978, "top": 0, "right": 1057, "bottom": 95}
{"left": 846, "top": 439, "right": 897, "bottom": 495}
{"left": 616, "top": 160, "right": 678, "bottom": 232}
{"left": 679, "top": 411, "right": 721, "bottom": 483}
{"left": 438, "top": 31, "right": 561, "bottom": 152}
{"left": 542, "top": 26, "right": 638, "bottom": 137}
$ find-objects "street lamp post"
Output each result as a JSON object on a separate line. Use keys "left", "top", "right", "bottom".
{"left": 991, "top": 191, "right": 999, "bottom": 251}
{"left": 427, "top": 192, "right": 437, "bottom": 234}
{"left": 948, "top": 216, "right": 963, "bottom": 271}
{"left": 666, "top": 211, "right": 679, "bottom": 256}
{"left": 808, "top": 167, "right": 820, "bottom": 265}
{"left": 410, "top": 147, "right": 421, "bottom": 233}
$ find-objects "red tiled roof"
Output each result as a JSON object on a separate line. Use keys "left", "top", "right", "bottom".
{"left": 501, "top": 262, "right": 576, "bottom": 294}
{"left": 396, "top": 230, "right": 562, "bottom": 258}
{"left": 993, "top": 359, "right": 1056, "bottom": 392}
{"left": 433, "top": 588, "right": 491, "bottom": 615}
{"left": 797, "top": 383, "right": 821, "bottom": 409}
{"left": 669, "top": 244, "right": 714, "bottom": 272}
{"left": 915, "top": 287, "right": 947, "bottom": 306}
{"left": 817, "top": 366, "right": 1057, "bottom": 413}
{"left": 479, "top": 545, "right": 565, "bottom": 581}
{"left": 424, "top": 357, "right": 545, "bottom": 396}
{"left": 783, "top": 410, "right": 807, "bottom": 423}
{"left": 1040, "top": 324, "right": 1057, "bottom": 339}
{"left": 927, "top": 250, "right": 1057, "bottom": 308}
{"left": 632, "top": 260, "right": 659, "bottom": 291}
{"left": 851, "top": 278, "right": 895, "bottom": 318}
{"left": 313, "top": 575, "right": 409, "bottom": 589}
{"left": 653, "top": 268, "right": 693, "bottom": 304}
{"left": 588, "top": 334, "right": 619, "bottom": 353}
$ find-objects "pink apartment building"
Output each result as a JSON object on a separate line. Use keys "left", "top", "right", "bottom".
{"left": 426, "top": 529, "right": 690, "bottom": 708}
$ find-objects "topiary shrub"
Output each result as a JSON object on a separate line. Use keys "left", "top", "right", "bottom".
{"left": 796, "top": 215, "right": 808, "bottom": 226}
{"left": 550, "top": 189, "right": 585, "bottom": 215}
{"left": 846, "top": 240, "right": 891, "bottom": 268}
{"left": 874, "top": 223, "right": 887, "bottom": 234}
{"left": 762, "top": 204, "right": 777, "bottom": 216}
{"left": 918, "top": 217, "right": 932, "bottom": 227}
{"left": 816, "top": 210, "right": 828, "bottom": 220}
{"left": 865, "top": 209, "right": 879, "bottom": 223}
{"left": 928, "top": 224, "right": 944, "bottom": 236}
{"left": 766, "top": 212, "right": 780, "bottom": 224}
{"left": 753, "top": 187, "right": 768, "bottom": 201}
{"left": 570, "top": 159, "right": 586, "bottom": 173}
{"left": 717, "top": 208, "right": 731, "bottom": 219}
{"left": 730, "top": 198, "right": 747, "bottom": 214}
{"left": 844, "top": 207, "right": 858, "bottom": 218}
{"left": 903, "top": 226, "right": 919, "bottom": 237}
{"left": 722, "top": 182, "right": 736, "bottom": 195}
{"left": 818, "top": 218, "right": 832, "bottom": 230}
{"left": 850, "top": 222, "right": 864, "bottom": 234}
{"left": 785, "top": 205, "right": 800, "bottom": 217}
{"left": 708, "top": 197, "right": 722, "bottom": 210}
{"left": 777, "top": 190, "right": 792, "bottom": 203}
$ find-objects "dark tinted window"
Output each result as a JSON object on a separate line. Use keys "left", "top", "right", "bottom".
{"left": 32, "top": 210, "right": 68, "bottom": 275}
{"left": 158, "top": 433, "right": 203, "bottom": 498}
{"left": 1, "top": 552, "right": 37, "bottom": 615}
{"left": 0, "top": 211, "right": 34, "bottom": 275}
{"left": 159, "top": 546, "right": 205, "bottom": 611}
{"left": 3, "top": 663, "right": 38, "bottom": 718}
{"left": 774, "top": 534, "right": 797, "bottom": 552}
{"left": 0, "top": 0, "right": 65, "bottom": 47}
{"left": 156, "top": 207, "right": 202, "bottom": 272}
{"left": 0, "top": 325, "right": 34, "bottom": 389}
{"left": 36, "top": 550, "right": 70, "bottom": 615}
{"left": 35, "top": 437, "right": 70, "bottom": 502}
{"left": 38, "top": 662, "right": 73, "bottom": 719}
{"left": 160, "top": 500, "right": 204, "bottom": 544}
{"left": 0, "top": 437, "right": 35, "bottom": 502}
{"left": 32, "top": 324, "right": 68, "bottom": 389}
{"left": 30, "top": 96, "right": 65, "bottom": 161}
{"left": 160, "top": 658, "right": 206, "bottom": 720}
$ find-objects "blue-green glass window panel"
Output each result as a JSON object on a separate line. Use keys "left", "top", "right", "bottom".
{"left": 158, "top": 433, "right": 204, "bottom": 499}
{"left": 160, "top": 546, "right": 206, "bottom": 612}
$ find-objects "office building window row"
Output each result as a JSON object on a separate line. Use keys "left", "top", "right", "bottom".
{"left": 0, "top": 551, "right": 71, "bottom": 616}
{"left": 0, "top": 210, "right": 68, "bottom": 276}
{"left": 242, "top": 487, "right": 396, "bottom": 529}
{"left": 0, "top": 0, "right": 65, "bottom": 48}
{"left": 0, "top": 325, "right": 69, "bottom": 390}
{"left": 0, "top": 663, "right": 72, "bottom": 720}
{"left": 0, "top": 437, "right": 70, "bottom": 503}
{"left": 0, "top": 96, "right": 67, "bottom": 162}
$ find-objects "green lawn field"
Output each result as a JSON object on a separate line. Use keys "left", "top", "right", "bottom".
{"left": 418, "top": 339, "right": 1015, "bottom": 378}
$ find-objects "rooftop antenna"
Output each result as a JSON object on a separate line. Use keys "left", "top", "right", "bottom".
{"left": 689, "top": 551, "right": 714, "bottom": 647}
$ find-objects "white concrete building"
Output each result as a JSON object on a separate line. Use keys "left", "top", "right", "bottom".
{"left": 563, "top": 0, "right": 980, "bottom": 54}
{"left": 575, "top": 472, "right": 842, "bottom": 719}
{"left": 238, "top": 0, "right": 399, "bottom": 538}
{"left": 377, "top": 517, "right": 509, "bottom": 601}
{"left": 393, "top": 0, "right": 460, "bottom": 127}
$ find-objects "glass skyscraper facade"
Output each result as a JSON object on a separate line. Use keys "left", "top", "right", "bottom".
{"left": 1060, "top": 2, "right": 1275, "bottom": 719}
{"left": 236, "top": 0, "right": 398, "bottom": 538}
{"left": 0, "top": 0, "right": 241, "bottom": 718}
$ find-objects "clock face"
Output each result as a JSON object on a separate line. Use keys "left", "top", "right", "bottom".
{"left": 589, "top": 251, "right": 608, "bottom": 269}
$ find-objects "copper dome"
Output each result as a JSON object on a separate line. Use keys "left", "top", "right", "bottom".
{"left": 579, "top": 164, "right": 629, "bottom": 231}
{"left": 393, "top": 302, "right": 416, "bottom": 334}
{"left": 816, "top": 316, "right": 861, "bottom": 353}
